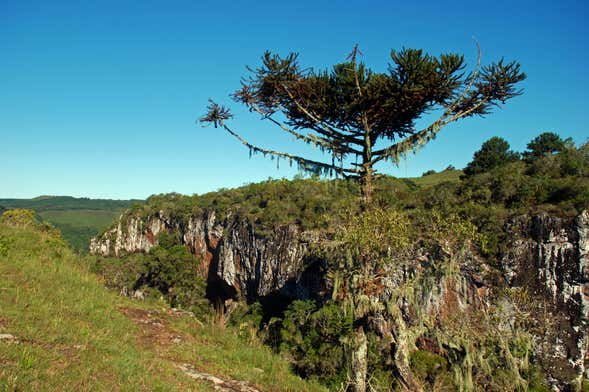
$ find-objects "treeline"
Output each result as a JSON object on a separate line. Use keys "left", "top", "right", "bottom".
{"left": 418, "top": 132, "right": 587, "bottom": 255}
{"left": 0, "top": 196, "right": 139, "bottom": 212}
{"left": 463, "top": 132, "right": 583, "bottom": 176}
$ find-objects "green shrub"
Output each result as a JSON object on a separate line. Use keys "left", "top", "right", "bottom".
{"left": 0, "top": 234, "right": 9, "bottom": 256}
{"left": 92, "top": 233, "right": 211, "bottom": 318}
{"left": 420, "top": 181, "right": 460, "bottom": 212}
{"left": 526, "top": 366, "right": 551, "bottom": 392}
{"left": 365, "top": 333, "right": 395, "bottom": 390}
{"left": 1, "top": 209, "right": 38, "bottom": 228}
{"left": 278, "top": 300, "right": 352, "bottom": 387}
{"left": 138, "top": 240, "right": 209, "bottom": 316}
{"left": 410, "top": 350, "right": 451, "bottom": 388}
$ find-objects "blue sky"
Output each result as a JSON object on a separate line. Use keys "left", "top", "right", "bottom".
{"left": 1, "top": 0, "right": 587, "bottom": 199}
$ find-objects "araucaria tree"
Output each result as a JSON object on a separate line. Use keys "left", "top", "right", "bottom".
{"left": 201, "top": 45, "right": 525, "bottom": 203}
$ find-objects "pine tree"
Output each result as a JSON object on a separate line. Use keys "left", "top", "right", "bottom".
{"left": 201, "top": 44, "right": 525, "bottom": 204}
{"left": 463, "top": 136, "right": 520, "bottom": 176}
{"left": 523, "top": 132, "right": 567, "bottom": 160}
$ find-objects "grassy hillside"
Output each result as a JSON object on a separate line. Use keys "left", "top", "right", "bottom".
{"left": 408, "top": 169, "right": 462, "bottom": 187}
{"left": 0, "top": 211, "right": 324, "bottom": 391}
{"left": 0, "top": 196, "right": 140, "bottom": 252}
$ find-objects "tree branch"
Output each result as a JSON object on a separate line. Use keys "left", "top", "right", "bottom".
{"left": 372, "top": 99, "right": 487, "bottom": 164}
{"left": 248, "top": 102, "right": 362, "bottom": 156}
{"left": 281, "top": 85, "right": 364, "bottom": 146}
{"left": 218, "top": 120, "right": 362, "bottom": 176}
{"left": 372, "top": 42, "right": 484, "bottom": 164}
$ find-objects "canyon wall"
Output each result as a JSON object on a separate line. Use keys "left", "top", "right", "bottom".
{"left": 90, "top": 209, "right": 589, "bottom": 389}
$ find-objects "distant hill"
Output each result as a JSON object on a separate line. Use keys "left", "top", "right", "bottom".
{"left": 0, "top": 196, "right": 141, "bottom": 252}
{"left": 0, "top": 195, "right": 140, "bottom": 212}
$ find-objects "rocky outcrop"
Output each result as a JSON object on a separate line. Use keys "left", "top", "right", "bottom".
{"left": 90, "top": 211, "right": 314, "bottom": 300}
{"left": 501, "top": 210, "right": 589, "bottom": 387}
{"left": 90, "top": 215, "right": 170, "bottom": 257}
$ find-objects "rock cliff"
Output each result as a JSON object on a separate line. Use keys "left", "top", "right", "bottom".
{"left": 90, "top": 209, "right": 589, "bottom": 389}
{"left": 90, "top": 211, "right": 315, "bottom": 300}
{"left": 501, "top": 210, "right": 589, "bottom": 387}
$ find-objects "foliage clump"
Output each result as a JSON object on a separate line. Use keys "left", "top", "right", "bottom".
{"left": 463, "top": 136, "right": 519, "bottom": 176}
{"left": 1, "top": 209, "right": 39, "bottom": 228}
{"left": 92, "top": 232, "right": 210, "bottom": 317}
{"left": 409, "top": 350, "right": 452, "bottom": 389}
{"left": 523, "top": 132, "right": 567, "bottom": 161}
{"left": 1, "top": 209, "right": 63, "bottom": 239}
{"left": 276, "top": 300, "right": 353, "bottom": 388}
{"left": 460, "top": 138, "right": 588, "bottom": 213}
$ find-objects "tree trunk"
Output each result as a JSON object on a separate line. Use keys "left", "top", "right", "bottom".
{"left": 362, "top": 127, "right": 373, "bottom": 206}
{"left": 393, "top": 318, "right": 423, "bottom": 392}
{"left": 362, "top": 167, "right": 373, "bottom": 206}
{"left": 351, "top": 325, "right": 368, "bottom": 392}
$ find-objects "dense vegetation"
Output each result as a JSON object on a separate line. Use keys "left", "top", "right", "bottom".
{"left": 92, "top": 231, "right": 211, "bottom": 317}
{"left": 94, "top": 133, "right": 588, "bottom": 390}
{"left": 0, "top": 196, "right": 140, "bottom": 252}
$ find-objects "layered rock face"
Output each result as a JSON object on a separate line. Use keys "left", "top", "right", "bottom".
{"left": 501, "top": 211, "right": 589, "bottom": 386}
{"left": 90, "top": 211, "right": 313, "bottom": 300}
{"left": 90, "top": 209, "right": 589, "bottom": 388}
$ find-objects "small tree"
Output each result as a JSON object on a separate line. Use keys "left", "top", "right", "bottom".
{"left": 201, "top": 45, "right": 525, "bottom": 203}
{"left": 463, "top": 136, "right": 519, "bottom": 176}
{"left": 523, "top": 131, "right": 566, "bottom": 160}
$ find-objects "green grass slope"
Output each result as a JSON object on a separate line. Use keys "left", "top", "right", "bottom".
{"left": 0, "top": 196, "right": 140, "bottom": 252}
{"left": 408, "top": 169, "right": 463, "bottom": 188}
{"left": 0, "top": 212, "right": 324, "bottom": 392}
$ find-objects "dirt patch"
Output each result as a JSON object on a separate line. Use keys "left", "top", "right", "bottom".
{"left": 118, "top": 306, "right": 188, "bottom": 348}
{"left": 119, "top": 306, "right": 263, "bottom": 392}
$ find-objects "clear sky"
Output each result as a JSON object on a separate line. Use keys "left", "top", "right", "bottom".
{"left": 1, "top": 0, "right": 587, "bottom": 199}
